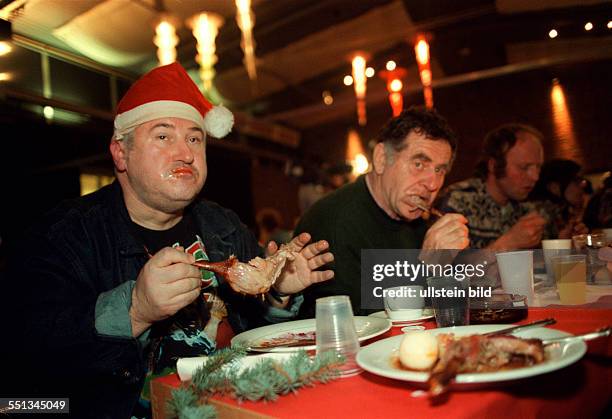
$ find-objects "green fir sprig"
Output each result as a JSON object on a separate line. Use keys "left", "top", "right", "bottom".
{"left": 167, "top": 346, "right": 344, "bottom": 418}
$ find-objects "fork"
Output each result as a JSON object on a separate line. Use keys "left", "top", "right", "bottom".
{"left": 541, "top": 326, "right": 611, "bottom": 346}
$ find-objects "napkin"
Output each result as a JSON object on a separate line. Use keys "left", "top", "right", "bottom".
{"left": 177, "top": 352, "right": 293, "bottom": 381}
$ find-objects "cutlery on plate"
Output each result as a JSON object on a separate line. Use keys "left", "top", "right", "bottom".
{"left": 246, "top": 340, "right": 316, "bottom": 351}
{"left": 541, "top": 326, "right": 611, "bottom": 346}
{"left": 482, "top": 318, "right": 557, "bottom": 336}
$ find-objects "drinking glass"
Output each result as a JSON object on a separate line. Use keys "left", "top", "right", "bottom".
{"left": 426, "top": 277, "right": 470, "bottom": 327}
{"left": 552, "top": 254, "right": 587, "bottom": 305}
{"left": 315, "top": 296, "right": 362, "bottom": 377}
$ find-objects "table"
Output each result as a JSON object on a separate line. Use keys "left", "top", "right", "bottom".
{"left": 151, "top": 306, "right": 611, "bottom": 419}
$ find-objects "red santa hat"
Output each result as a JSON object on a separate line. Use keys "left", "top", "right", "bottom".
{"left": 113, "top": 62, "right": 233, "bottom": 139}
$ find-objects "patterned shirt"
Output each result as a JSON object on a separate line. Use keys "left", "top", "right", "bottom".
{"left": 436, "top": 177, "right": 554, "bottom": 248}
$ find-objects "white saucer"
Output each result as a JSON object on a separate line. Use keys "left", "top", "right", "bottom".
{"left": 368, "top": 308, "right": 434, "bottom": 326}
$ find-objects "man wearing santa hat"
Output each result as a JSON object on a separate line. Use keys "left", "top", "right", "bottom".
{"left": 1, "top": 63, "right": 333, "bottom": 418}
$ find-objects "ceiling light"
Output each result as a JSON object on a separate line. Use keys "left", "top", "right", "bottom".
{"left": 0, "top": 41, "right": 11, "bottom": 56}
{"left": 389, "top": 79, "right": 403, "bottom": 93}
{"left": 385, "top": 60, "right": 396, "bottom": 71}
{"left": 607, "top": 21, "right": 612, "bottom": 29}
{"left": 188, "top": 12, "right": 224, "bottom": 92}
{"left": 415, "top": 38, "right": 429, "bottom": 66}
{"left": 351, "top": 55, "right": 367, "bottom": 126}
{"left": 154, "top": 17, "right": 179, "bottom": 66}
{"left": 235, "top": 0, "right": 258, "bottom": 81}
{"left": 43, "top": 106, "right": 54, "bottom": 121}
{"left": 414, "top": 35, "right": 433, "bottom": 108}
{"left": 322, "top": 90, "right": 333, "bottom": 105}
{"left": 584, "top": 22, "right": 593, "bottom": 31}
{"left": 352, "top": 153, "right": 369, "bottom": 176}
{"left": 549, "top": 29, "right": 558, "bottom": 39}
{"left": 352, "top": 55, "right": 367, "bottom": 99}
{"left": 365, "top": 67, "right": 375, "bottom": 78}
{"left": 420, "top": 69, "right": 432, "bottom": 86}
{"left": 343, "top": 75, "right": 353, "bottom": 86}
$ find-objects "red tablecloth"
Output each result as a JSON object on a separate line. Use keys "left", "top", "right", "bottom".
{"left": 153, "top": 308, "right": 612, "bottom": 419}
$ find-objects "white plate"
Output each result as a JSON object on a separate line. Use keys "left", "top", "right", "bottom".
{"left": 356, "top": 324, "right": 586, "bottom": 385}
{"left": 368, "top": 309, "right": 434, "bottom": 326}
{"left": 231, "top": 316, "right": 392, "bottom": 353}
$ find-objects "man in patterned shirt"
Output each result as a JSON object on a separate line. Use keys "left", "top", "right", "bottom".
{"left": 437, "top": 123, "right": 547, "bottom": 250}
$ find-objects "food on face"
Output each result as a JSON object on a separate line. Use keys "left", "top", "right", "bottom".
{"left": 399, "top": 331, "right": 439, "bottom": 370}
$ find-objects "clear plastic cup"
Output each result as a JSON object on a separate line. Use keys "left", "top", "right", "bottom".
{"left": 383, "top": 285, "right": 424, "bottom": 321}
{"left": 426, "top": 277, "right": 470, "bottom": 328}
{"left": 315, "top": 296, "right": 362, "bottom": 377}
{"left": 552, "top": 254, "right": 587, "bottom": 305}
{"left": 496, "top": 250, "right": 535, "bottom": 305}
{"left": 542, "top": 239, "right": 572, "bottom": 287}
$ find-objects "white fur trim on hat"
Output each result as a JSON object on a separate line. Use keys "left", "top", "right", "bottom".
{"left": 203, "top": 105, "right": 234, "bottom": 138}
{"left": 113, "top": 100, "right": 205, "bottom": 139}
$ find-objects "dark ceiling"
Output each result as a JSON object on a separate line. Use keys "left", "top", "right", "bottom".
{"left": 2, "top": 0, "right": 611, "bottom": 132}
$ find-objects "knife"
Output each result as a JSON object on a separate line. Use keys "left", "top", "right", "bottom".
{"left": 482, "top": 318, "right": 556, "bottom": 336}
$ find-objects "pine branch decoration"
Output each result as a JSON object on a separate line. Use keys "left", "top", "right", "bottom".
{"left": 167, "top": 346, "right": 344, "bottom": 418}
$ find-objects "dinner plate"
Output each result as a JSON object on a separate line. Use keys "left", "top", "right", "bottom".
{"left": 368, "top": 309, "right": 434, "bottom": 326}
{"left": 356, "top": 324, "right": 587, "bottom": 385}
{"left": 231, "top": 316, "right": 392, "bottom": 353}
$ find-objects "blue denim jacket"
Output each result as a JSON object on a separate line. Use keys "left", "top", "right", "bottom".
{"left": 1, "top": 182, "right": 299, "bottom": 418}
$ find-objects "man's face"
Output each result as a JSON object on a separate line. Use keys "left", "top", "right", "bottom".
{"left": 564, "top": 179, "right": 585, "bottom": 208}
{"left": 379, "top": 132, "right": 453, "bottom": 221}
{"left": 495, "top": 131, "right": 543, "bottom": 201}
{"left": 119, "top": 117, "right": 207, "bottom": 213}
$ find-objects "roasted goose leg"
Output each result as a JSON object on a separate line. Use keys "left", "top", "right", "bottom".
{"left": 428, "top": 334, "right": 545, "bottom": 396}
{"left": 193, "top": 243, "right": 297, "bottom": 295}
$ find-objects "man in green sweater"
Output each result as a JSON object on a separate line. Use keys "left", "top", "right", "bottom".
{"left": 294, "top": 107, "right": 469, "bottom": 316}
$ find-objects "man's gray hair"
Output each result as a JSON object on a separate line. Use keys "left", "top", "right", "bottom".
{"left": 113, "top": 129, "right": 135, "bottom": 150}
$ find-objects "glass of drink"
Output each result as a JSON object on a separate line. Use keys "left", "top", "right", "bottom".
{"left": 315, "top": 296, "right": 362, "bottom": 377}
{"left": 572, "top": 233, "right": 607, "bottom": 284}
{"left": 426, "top": 277, "right": 470, "bottom": 328}
{"left": 552, "top": 254, "right": 587, "bottom": 305}
{"left": 542, "top": 239, "right": 572, "bottom": 287}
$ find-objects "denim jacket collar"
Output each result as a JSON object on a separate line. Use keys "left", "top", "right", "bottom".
{"left": 107, "top": 181, "right": 238, "bottom": 256}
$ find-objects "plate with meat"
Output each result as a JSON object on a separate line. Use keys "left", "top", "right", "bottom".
{"left": 231, "top": 316, "right": 392, "bottom": 352}
{"left": 356, "top": 324, "right": 587, "bottom": 391}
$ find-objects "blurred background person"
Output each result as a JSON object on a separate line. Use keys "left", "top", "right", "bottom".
{"left": 298, "top": 162, "right": 327, "bottom": 216}
{"left": 255, "top": 207, "right": 292, "bottom": 247}
{"left": 583, "top": 175, "right": 612, "bottom": 231}
{"left": 528, "top": 158, "right": 588, "bottom": 239}
{"left": 437, "top": 123, "right": 546, "bottom": 249}
{"left": 324, "top": 162, "right": 353, "bottom": 193}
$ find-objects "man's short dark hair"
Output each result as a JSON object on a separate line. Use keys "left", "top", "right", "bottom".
{"left": 377, "top": 106, "right": 458, "bottom": 157}
{"left": 474, "top": 123, "right": 543, "bottom": 179}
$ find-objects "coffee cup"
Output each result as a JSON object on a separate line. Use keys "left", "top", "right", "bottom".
{"left": 383, "top": 285, "right": 424, "bottom": 321}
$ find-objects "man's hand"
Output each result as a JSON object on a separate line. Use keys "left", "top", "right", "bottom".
{"left": 489, "top": 211, "right": 546, "bottom": 250}
{"left": 557, "top": 218, "right": 588, "bottom": 239}
{"left": 269, "top": 232, "right": 334, "bottom": 296}
{"left": 599, "top": 246, "right": 612, "bottom": 272}
{"left": 130, "top": 247, "right": 202, "bottom": 336}
{"left": 422, "top": 213, "right": 469, "bottom": 250}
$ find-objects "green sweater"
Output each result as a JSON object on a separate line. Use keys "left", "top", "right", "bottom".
{"left": 294, "top": 175, "right": 427, "bottom": 317}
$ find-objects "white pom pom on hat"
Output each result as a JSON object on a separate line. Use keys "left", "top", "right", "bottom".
{"left": 113, "top": 62, "right": 233, "bottom": 139}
